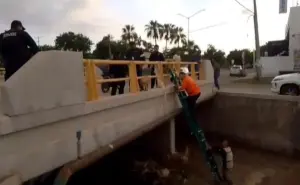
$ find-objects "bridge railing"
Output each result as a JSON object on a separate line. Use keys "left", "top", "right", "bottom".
{"left": 84, "top": 60, "right": 202, "bottom": 101}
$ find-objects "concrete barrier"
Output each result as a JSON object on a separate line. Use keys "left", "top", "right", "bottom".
{"left": 198, "top": 92, "right": 300, "bottom": 155}
{"left": 1, "top": 51, "right": 85, "bottom": 116}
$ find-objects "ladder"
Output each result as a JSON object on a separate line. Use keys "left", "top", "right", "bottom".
{"left": 169, "top": 69, "right": 221, "bottom": 183}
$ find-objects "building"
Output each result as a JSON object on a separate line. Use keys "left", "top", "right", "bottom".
{"left": 260, "top": 6, "right": 300, "bottom": 77}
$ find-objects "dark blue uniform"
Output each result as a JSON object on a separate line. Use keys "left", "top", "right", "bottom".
{"left": 149, "top": 51, "right": 165, "bottom": 88}
{"left": 0, "top": 29, "right": 39, "bottom": 81}
{"left": 125, "top": 48, "right": 144, "bottom": 90}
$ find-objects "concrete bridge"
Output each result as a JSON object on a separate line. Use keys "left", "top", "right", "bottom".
{"left": 1, "top": 51, "right": 300, "bottom": 185}
{"left": 0, "top": 51, "right": 216, "bottom": 184}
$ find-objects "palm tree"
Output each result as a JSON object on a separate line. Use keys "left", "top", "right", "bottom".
{"left": 183, "top": 40, "right": 200, "bottom": 53}
{"left": 133, "top": 34, "right": 142, "bottom": 47}
{"left": 102, "top": 34, "right": 113, "bottom": 58}
{"left": 121, "top": 25, "right": 136, "bottom": 44}
{"left": 161, "top": 23, "right": 176, "bottom": 50}
{"left": 145, "top": 20, "right": 162, "bottom": 45}
{"left": 142, "top": 40, "right": 152, "bottom": 51}
{"left": 173, "top": 27, "right": 186, "bottom": 48}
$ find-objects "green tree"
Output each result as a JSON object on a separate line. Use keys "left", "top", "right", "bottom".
{"left": 133, "top": 34, "right": 143, "bottom": 47}
{"left": 142, "top": 40, "right": 152, "bottom": 51}
{"left": 55, "top": 32, "right": 93, "bottom": 57}
{"left": 121, "top": 25, "right": 136, "bottom": 45}
{"left": 40, "top": 45, "right": 56, "bottom": 51}
{"left": 145, "top": 20, "right": 162, "bottom": 45}
{"left": 173, "top": 27, "right": 186, "bottom": 48}
{"left": 93, "top": 36, "right": 127, "bottom": 59}
{"left": 161, "top": 23, "right": 176, "bottom": 50}
{"left": 183, "top": 40, "right": 200, "bottom": 52}
{"left": 227, "top": 49, "right": 253, "bottom": 66}
{"left": 203, "top": 44, "right": 226, "bottom": 66}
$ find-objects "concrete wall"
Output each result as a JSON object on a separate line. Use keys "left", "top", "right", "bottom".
{"left": 260, "top": 56, "right": 292, "bottom": 77}
{"left": 288, "top": 7, "right": 300, "bottom": 62}
{"left": 0, "top": 84, "right": 215, "bottom": 182}
{"left": 0, "top": 51, "right": 86, "bottom": 116}
{"left": 198, "top": 92, "right": 300, "bottom": 155}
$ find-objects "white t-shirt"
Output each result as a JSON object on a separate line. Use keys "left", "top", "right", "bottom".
{"left": 173, "top": 54, "right": 181, "bottom": 61}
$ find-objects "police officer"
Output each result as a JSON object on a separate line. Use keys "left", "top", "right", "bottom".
{"left": 109, "top": 51, "right": 128, "bottom": 96}
{"left": 0, "top": 20, "right": 39, "bottom": 81}
{"left": 125, "top": 42, "right": 145, "bottom": 91}
{"left": 149, "top": 45, "right": 165, "bottom": 88}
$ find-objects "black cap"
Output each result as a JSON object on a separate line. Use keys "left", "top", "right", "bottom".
{"left": 11, "top": 20, "right": 25, "bottom": 30}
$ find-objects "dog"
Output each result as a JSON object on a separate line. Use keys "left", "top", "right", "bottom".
{"left": 140, "top": 76, "right": 151, "bottom": 91}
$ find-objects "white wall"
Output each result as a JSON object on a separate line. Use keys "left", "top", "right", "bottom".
{"left": 288, "top": 7, "right": 300, "bottom": 65}
{"left": 260, "top": 56, "right": 293, "bottom": 77}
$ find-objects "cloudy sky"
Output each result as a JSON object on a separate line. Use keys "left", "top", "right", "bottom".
{"left": 0, "top": 0, "right": 297, "bottom": 53}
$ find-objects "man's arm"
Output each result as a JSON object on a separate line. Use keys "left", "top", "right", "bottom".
{"left": 22, "top": 31, "right": 39, "bottom": 55}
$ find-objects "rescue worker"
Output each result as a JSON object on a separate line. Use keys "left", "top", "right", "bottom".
{"left": 125, "top": 42, "right": 144, "bottom": 91}
{"left": 149, "top": 45, "right": 165, "bottom": 89}
{"left": 209, "top": 139, "right": 234, "bottom": 185}
{"left": 0, "top": 20, "right": 39, "bottom": 81}
{"left": 178, "top": 69, "right": 201, "bottom": 118}
{"left": 109, "top": 51, "right": 128, "bottom": 96}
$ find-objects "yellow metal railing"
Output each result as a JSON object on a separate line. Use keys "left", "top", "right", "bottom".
{"left": 84, "top": 60, "right": 205, "bottom": 101}
{"left": 0, "top": 61, "right": 205, "bottom": 101}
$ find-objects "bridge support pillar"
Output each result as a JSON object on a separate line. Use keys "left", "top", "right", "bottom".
{"left": 142, "top": 118, "right": 177, "bottom": 160}
{"left": 170, "top": 118, "right": 176, "bottom": 154}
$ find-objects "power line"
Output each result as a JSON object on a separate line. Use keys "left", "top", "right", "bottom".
{"left": 233, "top": 0, "right": 253, "bottom": 14}
{"left": 190, "top": 22, "right": 228, "bottom": 33}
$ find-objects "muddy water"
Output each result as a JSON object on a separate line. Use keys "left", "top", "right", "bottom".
{"left": 66, "top": 128, "right": 300, "bottom": 185}
{"left": 175, "top": 139, "right": 300, "bottom": 185}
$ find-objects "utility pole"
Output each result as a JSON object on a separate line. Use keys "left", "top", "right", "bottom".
{"left": 253, "top": 0, "right": 261, "bottom": 79}
{"left": 36, "top": 36, "right": 42, "bottom": 47}
{"left": 177, "top": 8, "right": 205, "bottom": 46}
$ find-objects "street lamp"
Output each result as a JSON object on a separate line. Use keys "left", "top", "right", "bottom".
{"left": 177, "top": 8, "right": 205, "bottom": 45}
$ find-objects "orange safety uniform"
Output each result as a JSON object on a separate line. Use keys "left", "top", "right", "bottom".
{"left": 181, "top": 76, "right": 201, "bottom": 96}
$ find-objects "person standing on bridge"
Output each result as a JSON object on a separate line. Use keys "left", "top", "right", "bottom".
{"left": 211, "top": 59, "right": 220, "bottom": 90}
{"left": 125, "top": 42, "right": 145, "bottom": 91}
{"left": 109, "top": 51, "right": 128, "bottom": 96}
{"left": 0, "top": 20, "right": 39, "bottom": 81}
{"left": 178, "top": 69, "right": 201, "bottom": 118}
{"left": 149, "top": 45, "right": 165, "bottom": 89}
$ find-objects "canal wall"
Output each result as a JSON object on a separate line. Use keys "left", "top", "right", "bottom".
{"left": 195, "top": 92, "right": 300, "bottom": 156}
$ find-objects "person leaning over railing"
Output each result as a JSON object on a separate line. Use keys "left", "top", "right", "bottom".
{"left": 177, "top": 68, "right": 201, "bottom": 118}
{"left": 109, "top": 51, "right": 128, "bottom": 96}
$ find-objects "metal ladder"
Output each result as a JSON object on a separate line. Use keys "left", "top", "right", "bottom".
{"left": 169, "top": 69, "right": 221, "bottom": 183}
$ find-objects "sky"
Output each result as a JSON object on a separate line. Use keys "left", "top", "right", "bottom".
{"left": 0, "top": 0, "right": 297, "bottom": 53}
